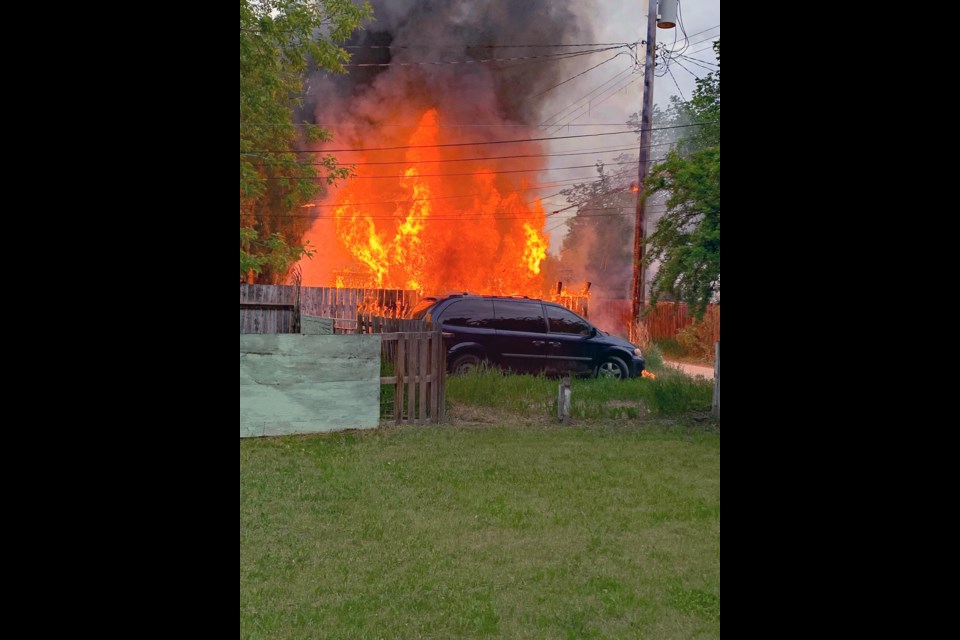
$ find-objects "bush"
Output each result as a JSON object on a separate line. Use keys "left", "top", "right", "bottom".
{"left": 676, "top": 320, "right": 718, "bottom": 362}
{"left": 644, "top": 343, "right": 664, "bottom": 371}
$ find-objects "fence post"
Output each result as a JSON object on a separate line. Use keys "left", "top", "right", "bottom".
{"left": 712, "top": 342, "right": 720, "bottom": 418}
{"left": 559, "top": 377, "right": 572, "bottom": 424}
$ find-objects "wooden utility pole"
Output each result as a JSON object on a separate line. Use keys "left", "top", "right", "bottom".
{"left": 631, "top": 0, "right": 661, "bottom": 328}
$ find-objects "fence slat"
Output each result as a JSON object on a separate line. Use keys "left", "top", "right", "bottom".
{"left": 642, "top": 302, "right": 721, "bottom": 343}
{"left": 407, "top": 333, "right": 417, "bottom": 425}
{"left": 395, "top": 335, "right": 405, "bottom": 424}
{"left": 241, "top": 285, "right": 424, "bottom": 335}
{"left": 419, "top": 333, "right": 429, "bottom": 424}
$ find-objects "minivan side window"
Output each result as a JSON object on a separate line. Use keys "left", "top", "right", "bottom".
{"left": 437, "top": 300, "right": 495, "bottom": 328}
{"left": 491, "top": 300, "right": 547, "bottom": 333}
{"left": 546, "top": 305, "right": 592, "bottom": 336}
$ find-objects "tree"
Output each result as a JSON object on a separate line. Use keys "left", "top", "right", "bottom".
{"left": 240, "top": 0, "right": 372, "bottom": 282}
{"left": 643, "top": 40, "right": 720, "bottom": 317}
{"left": 558, "top": 162, "right": 636, "bottom": 299}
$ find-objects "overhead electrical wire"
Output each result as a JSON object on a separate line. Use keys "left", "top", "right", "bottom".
{"left": 251, "top": 142, "right": 678, "bottom": 167}
{"left": 259, "top": 161, "right": 636, "bottom": 180}
{"left": 528, "top": 51, "right": 636, "bottom": 100}
{"left": 341, "top": 44, "right": 627, "bottom": 67}
{"left": 240, "top": 122, "right": 713, "bottom": 154}
{"left": 672, "top": 52, "right": 717, "bottom": 72}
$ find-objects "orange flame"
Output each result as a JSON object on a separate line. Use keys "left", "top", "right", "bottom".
{"left": 325, "top": 108, "right": 549, "bottom": 295}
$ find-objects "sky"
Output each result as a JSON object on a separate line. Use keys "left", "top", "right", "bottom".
{"left": 539, "top": 0, "right": 720, "bottom": 252}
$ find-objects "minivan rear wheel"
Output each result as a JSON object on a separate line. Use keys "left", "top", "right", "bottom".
{"left": 597, "top": 356, "right": 628, "bottom": 380}
{"left": 451, "top": 353, "right": 482, "bottom": 375}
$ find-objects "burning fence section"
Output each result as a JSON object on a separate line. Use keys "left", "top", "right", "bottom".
{"left": 240, "top": 284, "right": 422, "bottom": 335}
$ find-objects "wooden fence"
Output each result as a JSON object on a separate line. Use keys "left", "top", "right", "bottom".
{"left": 240, "top": 284, "right": 421, "bottom": 334}
{"left": 380, "top": 330, "right": 446, "bottom": 425}
{"left": 644, "top": 302, "right": 721, "bottom": 344}
{"left": 357, "top": 312, "right": 427, "bottom": 363}
{"left": 241, "top": 285, "right": 719, "bottom": 347}
{"left": 239, "top": 284, "right": 300, "bottom": 334}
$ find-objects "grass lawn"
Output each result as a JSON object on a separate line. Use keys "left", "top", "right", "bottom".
{"left": 240, "top": 420, "right": 720, "bottom": 639}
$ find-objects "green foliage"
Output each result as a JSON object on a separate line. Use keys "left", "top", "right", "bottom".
{"left": 643, "top": 40, "right": 720, "bottom": 318}
{"left": 240, "top": 226, "right": 315, "bottom": 279}
{"left": 644, "top": 146, "right": 720, "bottom": 317}
{"left": 644, "top": 343, "right": 665, "bottom": 370}
{"left": 240, "top": 0, "right": 372, "bottom": 282}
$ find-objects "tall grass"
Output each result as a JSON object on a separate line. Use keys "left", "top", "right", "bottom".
{"left": 447, "top": 365, "right": 712, "bottom": 419}
{"left": 644, "top": 343, "right": 665, "bottom": 370}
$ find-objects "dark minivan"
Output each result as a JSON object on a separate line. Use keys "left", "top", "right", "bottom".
{"left": 408, "top": 294, "right": 645, "bottom": 379}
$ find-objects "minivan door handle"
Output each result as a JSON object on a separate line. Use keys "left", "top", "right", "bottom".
{"left": 548, "top": 341, "right": 561, "bottom": 348}
{"left": 532, "top": 340, "right": 546, "bottom": 347}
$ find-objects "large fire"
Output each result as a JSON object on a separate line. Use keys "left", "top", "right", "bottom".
{"left": 312, "top": 109, "right": 550, "bottom": 297}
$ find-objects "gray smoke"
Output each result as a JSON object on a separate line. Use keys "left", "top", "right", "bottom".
{"left": 305, "top": 0, "right": 599, "bottom": 129}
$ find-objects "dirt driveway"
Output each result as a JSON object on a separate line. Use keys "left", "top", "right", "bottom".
{"left": 665, "top": 360, "right": 715, "bottom": 380}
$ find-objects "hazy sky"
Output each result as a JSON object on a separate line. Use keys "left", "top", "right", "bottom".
{"left": 539, "top": 0, "right": 720, "bottom": 251}
{"left": 594, "top": 0, "right": 720, "bottom": 110}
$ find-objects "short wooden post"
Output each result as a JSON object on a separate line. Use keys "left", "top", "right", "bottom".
{"left": 712, "top": 342, "right": 721, "bottom": 418}
{"left": 559, "top": 377, "right": 572, "bottom": 424}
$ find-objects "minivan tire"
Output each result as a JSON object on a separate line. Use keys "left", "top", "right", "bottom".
{"left": 450, "top": 353, "right": 482, "bottom": 375}
{"left": 596, "top": 356, "right": 628, "bottom": 380}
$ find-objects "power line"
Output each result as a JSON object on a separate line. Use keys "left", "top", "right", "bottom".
{"left": 539, "top": 65, "right": 635, "bottom": 127}
{"left": 529, "top": 52, "right": 637, "bottom": 100}
{"left": 668, "top": 56, "right": 703, "bottom": 82}
{"left": 661, "top": 29, "right": 720, "bottom": 57}
{"left": 242, "top": 122, "right": 638, "bottom": 127}
{"left": 540, "top": 68, "right": 642, "bottom": 133}
{"left": 678, "top": 36, "right": 720, "bottom": 52}
{"left": 260, "top": 161, "right": 636, "bottom": 180}
{"left": 293, "top": 176, "right": 610, "bottom": 208}
{"left": 244, "top": 130, "right": 636, "bottom": 154}
{"left": 665, "top": 61, "right": 688, "bottom": 101}
{"left": 341, "top": 45, "right": 626, "bottom": 67}
{"left": 551, "top": 73, "right": 643, "bottom": 131}
{"left": 673, "top": 52, "right": 718, "bottom": 73}
{"left": 240, "top": 122, "right": 711, "bottom": 154}
{"left": 340, "top": 42, "right": 635, "bottom": 49}
{"left": 677, "top": 24, "right": 720, "bottom": 43}
{"left": 251, "top": 208, "right": 647, "bottom": 221}
{"left": 342, "top": 145, "right": 642, "bottom": 164}
{"left": 254, "top": 143, "right": 679, "bottom": 167}
{"left": 685, "top": 42, "right": 719, "bottom": 57}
